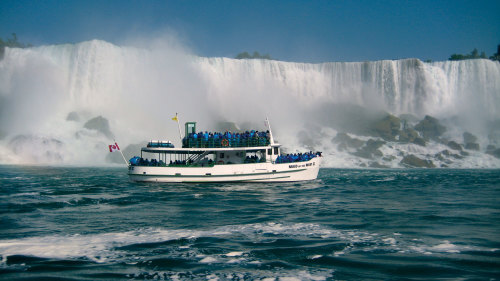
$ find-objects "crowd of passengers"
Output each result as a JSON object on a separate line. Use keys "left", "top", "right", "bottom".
{"left": 130, "top": 156, "right": 214, "bottom": 167}
{"left": 130, "top": 151, "right": 322, "bottom": 166}
{"left": 244, "top": 155, "right": 263, "bottom": 163}
{"left": 183, "top": 130, "right": 271, "bottom": 148}
{"left": 275, "top": 151, "right": 322, "bottom": 164}
{"left": 129, "top": 157, "right": 167, "bottom": 166}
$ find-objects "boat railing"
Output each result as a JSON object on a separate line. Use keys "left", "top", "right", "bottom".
{"left": 182, "top": 137, "right": 270, "bottom": 148}
{"left": 129, "top": 161, "right": 215, "bottom": 168}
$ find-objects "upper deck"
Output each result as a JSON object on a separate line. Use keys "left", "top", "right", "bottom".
{"left": 142, "top": 144, "right": 280, "bottom": 154}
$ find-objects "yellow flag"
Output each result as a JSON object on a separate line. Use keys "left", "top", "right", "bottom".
{"left": 172, "top": 115, "right": 178, "bottom": 121}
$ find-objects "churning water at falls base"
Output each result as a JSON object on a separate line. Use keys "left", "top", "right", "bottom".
{"left": 0, "top": 166, "right": 499, "bottom": 280}
{"left": 1, "top": 40, "right": 500, "bottom": 168}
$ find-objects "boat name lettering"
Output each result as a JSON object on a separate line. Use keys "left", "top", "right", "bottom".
{"left": 289, "top": 164, "right": 309, "bottom": 168}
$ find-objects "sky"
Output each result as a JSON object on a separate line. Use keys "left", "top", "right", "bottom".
{"left": 0, "top": 0, "right": 499, "bottom": 63}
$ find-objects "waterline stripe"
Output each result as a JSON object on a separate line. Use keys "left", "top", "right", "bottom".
{"left": 129, "top": 169, "right": 307, "bottom": 178}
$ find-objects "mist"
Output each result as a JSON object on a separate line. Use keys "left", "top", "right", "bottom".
{"left": 0, "top": 37, "right": 499, "bottom": 167}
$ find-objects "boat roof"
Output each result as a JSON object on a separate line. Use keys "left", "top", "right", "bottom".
{"left": 142, "top": 144, "right": 281, "bottom": 154}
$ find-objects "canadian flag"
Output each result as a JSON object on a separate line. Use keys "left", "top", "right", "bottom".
{"left": 109, "top": 142, "right": 120, "bottom": 152}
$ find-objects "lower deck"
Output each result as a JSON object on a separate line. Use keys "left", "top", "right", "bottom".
{"left": 128, "top": 157, "right": 321, "bottom": 182}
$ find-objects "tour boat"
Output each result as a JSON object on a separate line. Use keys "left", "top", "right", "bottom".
{"left": 128, "top": 119, "right": 321, "bottom": 182}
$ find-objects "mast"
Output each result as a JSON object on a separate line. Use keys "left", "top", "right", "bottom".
{"left": 265, "top": 117, "right": 275, "bottom": 145}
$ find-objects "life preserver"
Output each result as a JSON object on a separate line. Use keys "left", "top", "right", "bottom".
{"left": 221, "top": 139, "right": 229, "bottom": 147}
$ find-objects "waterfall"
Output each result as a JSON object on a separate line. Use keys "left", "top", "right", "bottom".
{"left": 1, "top": 40, "right": 499, "bottom": 167}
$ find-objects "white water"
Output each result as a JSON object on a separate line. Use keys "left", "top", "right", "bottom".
{"left": 0, "top": 40, "right": 499, "bottom": 167}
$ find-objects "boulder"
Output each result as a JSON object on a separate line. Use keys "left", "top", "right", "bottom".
{"left": 412, "top": 137, "right": 426, "bottom": 146}
{"left": 463, "top": 132, "right": 478, "bottom": 144}
{"left": 66, "top": 111, "right": 80, "bottom": 122}
{"left": 332, "top": 132, "right": 365, "bottom": 150}
{"left": 399, "top": 113, "right": 420, "bottom": 124}
{"left": 465, "top": 143, "right": 480, "bottom": 151}
{"left": 372, "top": 114, "right": 401, "bottom": 140}
{"left": 414, "top": 115, "right": 446, "bottom": 140}
{"left": 352, "top": 139, "right": 385, "bottom": 159}
{"left": 369, "top": 162, "right": 389, "bottom": 168}
{"left": 366, "top": 139, "right": 385, "bottom": 150}
{"left": 84, "top": 116, "right": 113, "bottom": 139}
{"left": 487, "top": 148, "right": 500, "bottom": 158}
{"left": 382, "top": 155, "right": 396, "bottom": 162}
{"left": 398, "top": 128, "right": 419, "bottom": 142}
{"left": 447, "top": 141, "right": 463, "bottom": 151}
{"left": 400, "top": 154, "right": 435, "bottom": 168}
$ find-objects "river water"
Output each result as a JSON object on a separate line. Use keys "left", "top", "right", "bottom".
{"left": 1, "top": 166, "right": 499, "bottom": 280}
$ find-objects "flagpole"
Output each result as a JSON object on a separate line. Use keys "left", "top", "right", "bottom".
{"left": 113, "top": 139, "right": 129, "bottom": 166}
{"left": 174, "top": 113, "right": 183, "bottom": 145}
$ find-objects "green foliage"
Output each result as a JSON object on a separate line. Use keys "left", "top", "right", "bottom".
{"left": 0, "top": 33, "right": 32, "bottom": 59}
{"left": 449, "top": 47, "right": 489, "bottom": 61}
{"left": 0, "top": 33, "right": 30, "bottom": 48}
{"left": 235, "top": 51, "right": 273, "bottom": 60}
{"left": 490, "top": 45, "right": 500, "bottom": 62}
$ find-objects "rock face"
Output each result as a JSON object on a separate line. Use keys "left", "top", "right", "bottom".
{"left": 447, "top": 141, "right": 463, "bottom": 151}
{"left": 66, "top": 111, "right": 80, "bottom": 122}
{"left": 372, "top": 114, "right": 400, "bottom": 141}
{"left": 400, "top": 154, "right": 436, "bottom": 168}
{"left": 463, "top": 132, "right": 478, "bottom": 144}
{"left": 354, "top": 139, "right": 385, "bottom": 159}
{"left": 462, "top": 132, "right": 479, "bottom": 151}
{"left": 333, "top": 133, "right": 365, "bottom": 150}
{"left": 84, "top": 116, "right": 113, "bottom": 139}
{"left": 465, "top": 143, "right": 480, "bottom": 151}
{"left": 414, "top": 115, "right": 446, "bottom": 140}
{"left": 487, "top": 148, "right": 500, "bottom": 158}
{"left": 399, "top": 128, "right": 426, "bottom": 146}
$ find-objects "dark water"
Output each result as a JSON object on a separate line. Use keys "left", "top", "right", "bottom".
{"left": 0, "top": 166, "right": 499, "bottom": 280}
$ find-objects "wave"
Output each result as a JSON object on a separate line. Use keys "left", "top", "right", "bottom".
{"left": 0, "top": 40, "right": 499, "bottom": 167}
{"left": 0, "top": 223, "right": 489, "bottom": 264}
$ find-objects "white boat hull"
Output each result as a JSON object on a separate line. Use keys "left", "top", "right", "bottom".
{"left": 128, "top": 157, "right": 321, "bottom": 183}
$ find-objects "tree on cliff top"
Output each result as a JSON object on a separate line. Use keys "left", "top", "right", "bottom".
{"left": 0, "top": 33, "right": 32, "bottom": 59}
{"left": 235, "top": 51, "right": 273, "bottom": 60}
{"left": 449, "top": 48, "right": 487, "bottom": 61}
{"left": 490, "top": 45, "right": 500, "bottom": 62}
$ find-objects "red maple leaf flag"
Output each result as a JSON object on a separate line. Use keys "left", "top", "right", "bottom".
{"left": 109, "top": 142, "right": 120, "bottom": 152}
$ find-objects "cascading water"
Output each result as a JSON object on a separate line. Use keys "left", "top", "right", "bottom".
{"left": 0, "top": 40, "right": 499, "bottom": 167}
